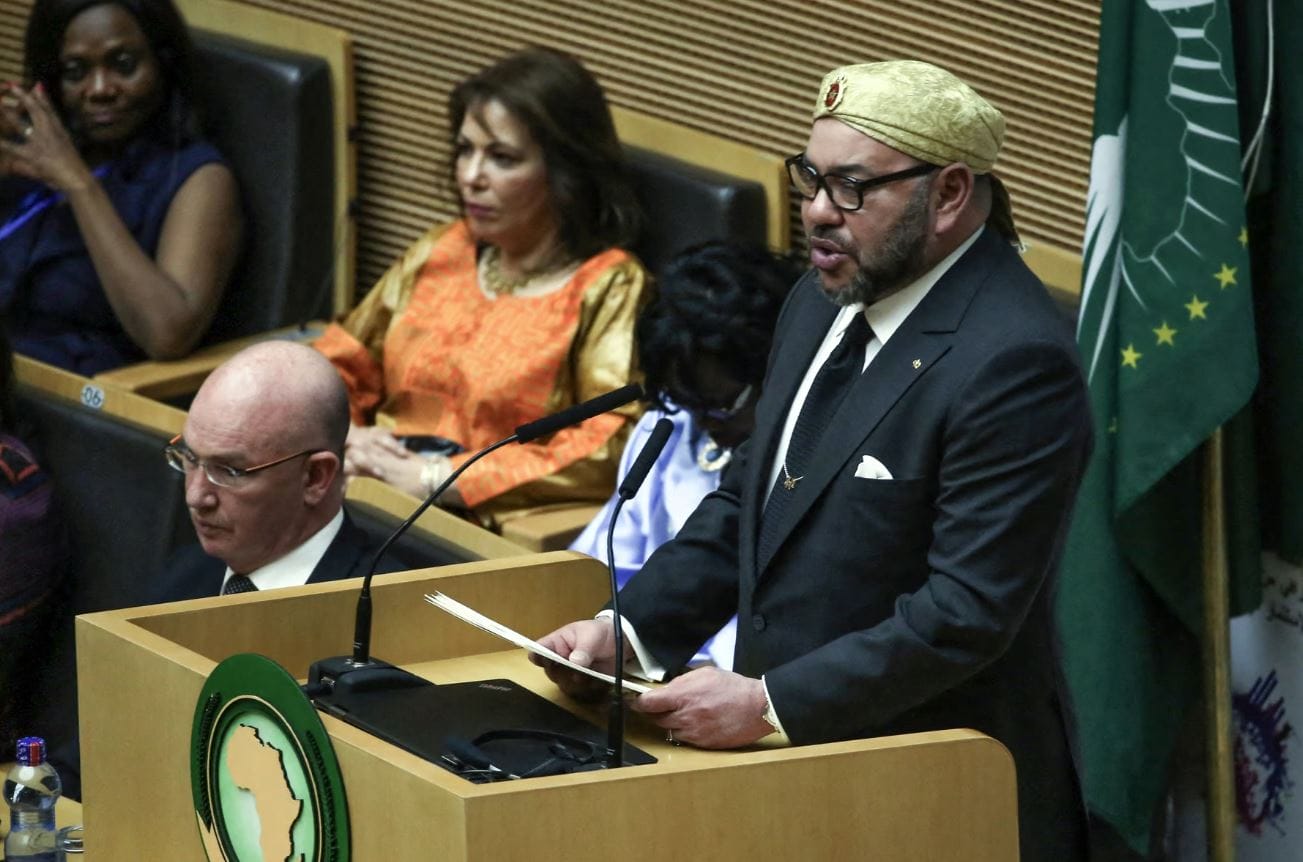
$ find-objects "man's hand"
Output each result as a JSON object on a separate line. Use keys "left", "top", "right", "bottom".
{"left": 532, "top": 619, "right": 619, "bottom": 702}
{"left": 631, "top": 667, "right": 773, "bottom": 749}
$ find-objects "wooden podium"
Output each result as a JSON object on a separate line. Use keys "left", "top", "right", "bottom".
{"left": 76, "top": 553, "right": 1019, "bottom": 860}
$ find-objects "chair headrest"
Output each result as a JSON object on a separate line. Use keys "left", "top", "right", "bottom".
{"left": 191, "top": 31, "right": 336, "bottom": 340}
{"left": 626, "top": 146, "right": 768, "bottom": 276}
{"left": 14, "top": 387, "right": 195, "bottom": 615}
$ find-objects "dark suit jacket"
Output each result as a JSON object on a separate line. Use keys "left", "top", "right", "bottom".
{"left": 620, "top": 228, "right": 1093, "bottom": 861}
{"left": 152, "top": 510, "right": 392, "bottom": 602}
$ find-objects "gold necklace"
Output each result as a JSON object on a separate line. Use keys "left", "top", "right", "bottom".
{"left": 480, "top": 245, "right": 568, "bottom": 295}
{"left": 782, "top": 462, "right": 802, "bottom": 490}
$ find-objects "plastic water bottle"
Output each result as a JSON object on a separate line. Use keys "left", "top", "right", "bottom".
{"left": 3, "top": 737, "right": 61, "bottom": 861}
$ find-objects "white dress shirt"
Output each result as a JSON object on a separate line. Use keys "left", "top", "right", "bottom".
{"left": 219, "top": 508, "right": 345, "bottom": 593}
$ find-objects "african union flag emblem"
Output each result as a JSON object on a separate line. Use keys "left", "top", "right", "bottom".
{"left": 192, "top": 653, "right": 351, "bottom": 861}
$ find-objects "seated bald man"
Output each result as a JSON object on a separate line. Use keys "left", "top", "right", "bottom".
{"left": 153, "top": 341, "right": 399, "bottom": 599}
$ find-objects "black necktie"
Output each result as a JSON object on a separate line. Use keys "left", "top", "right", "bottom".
{"left": 757, "top": 312, "right": 873, "bottom": 564}
{"left": 222, "top": 574, "right": 258, "bottom": 595}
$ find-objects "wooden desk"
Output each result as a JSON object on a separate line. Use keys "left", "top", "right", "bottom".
{"left": 497, "top": 503, "right": 602, "bottom": 552}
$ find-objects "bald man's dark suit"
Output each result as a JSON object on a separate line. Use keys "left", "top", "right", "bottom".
{"left": 619, "top": 228, "right": 1093, "bottom": 861}
{"left": 153, "top": 510, "right": 387, "bottom": 602}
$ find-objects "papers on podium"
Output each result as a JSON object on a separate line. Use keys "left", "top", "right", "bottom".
{"left": 424, "top": 591, "right": 652, "bottom": 695}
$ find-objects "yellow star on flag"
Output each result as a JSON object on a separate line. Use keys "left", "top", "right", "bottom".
{"left": 1153, "top": 322, "right": 1177, "bottom": 346}
{"left": 1239, "top": 226, "right": 1249, "bottom": 247}
{"left": 1186, "top": 295, "right": 1209, "bottom": 320}
{"left": 1214, "top": 263, "right": 1237, "bottom": 289}
{"left": 1121, "top": 344, "right": 1142, "bottom": 368}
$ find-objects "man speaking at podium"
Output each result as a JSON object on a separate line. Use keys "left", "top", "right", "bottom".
{"left": 152, "top": 342, "right": 394, "bottom": 600}
{"left": 537, "top": 61, "right": 1092, "bottom": 861}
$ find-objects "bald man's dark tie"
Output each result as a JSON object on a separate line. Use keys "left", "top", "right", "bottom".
{"left": 222, "top": 574, "right": 258, "bottom": 595}
{"left": 758, "top": 313, "right": 873, "bottom": 566}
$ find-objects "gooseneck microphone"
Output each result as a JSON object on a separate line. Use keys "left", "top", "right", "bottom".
{"left": 306, "top": 384, "right": 642, "bottom": 697}
{"left": 514, "top": 385, "right": 643, "bottom": 444}
{"left": 604, "top": 417, "right": 674, "bottom": 767}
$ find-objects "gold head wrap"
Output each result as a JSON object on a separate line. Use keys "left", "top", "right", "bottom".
{"left": 812, "top": 60, "right": 1019, "bottom": 243}
{"left": 813, "top": 60, "right": 1004, "bottom": 174}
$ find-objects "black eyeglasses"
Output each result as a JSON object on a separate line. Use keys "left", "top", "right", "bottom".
{"left": 164, "top": 434, "right": 325, "bottom": 489}
{"left": 785, "top": 154, "right": 938, "bottom": 212}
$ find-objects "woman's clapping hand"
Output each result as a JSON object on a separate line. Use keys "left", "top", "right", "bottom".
{"left": 0, "top": 83, "right": 93, "bottom": 191}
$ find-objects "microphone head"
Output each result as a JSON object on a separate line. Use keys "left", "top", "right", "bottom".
{"left": 617, "top": 417, "right": 674, "bottom": 500}
{"left": 514, "top": 383, "right": 643, "bottom": 444}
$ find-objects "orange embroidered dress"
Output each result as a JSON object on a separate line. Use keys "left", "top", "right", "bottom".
{"left": 315, "top": 221, "right": 647, "bottom": 522}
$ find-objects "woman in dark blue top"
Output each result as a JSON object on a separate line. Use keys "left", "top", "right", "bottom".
{"left": 0, "top": 0, "right": 243, "bottom": 374}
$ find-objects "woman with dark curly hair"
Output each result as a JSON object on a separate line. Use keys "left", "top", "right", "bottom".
{"left": 317, "top": 47, "right": 646, "bottom": 526}
{"left": 0, "top": 0, "right": 243, "bottom": 373}
{"left": 570, "top": 241, "right": 797, "bottom": 668}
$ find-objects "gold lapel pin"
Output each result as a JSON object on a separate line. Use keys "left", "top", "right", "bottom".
{"left": 912, "top": 359, "right": 922, "bottom": 370}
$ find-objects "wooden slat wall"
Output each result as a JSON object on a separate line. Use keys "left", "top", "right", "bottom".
{"left": 0, "top": 0, "right": 1099, "bottom": 296}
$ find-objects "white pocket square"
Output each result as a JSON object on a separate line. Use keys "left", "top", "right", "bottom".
{"left": 854, "top": 455, "right": 894, "bottom": 480}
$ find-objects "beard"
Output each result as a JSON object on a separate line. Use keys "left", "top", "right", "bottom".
{"left": 817, "top": 179, "right": 932, "bottom": 308}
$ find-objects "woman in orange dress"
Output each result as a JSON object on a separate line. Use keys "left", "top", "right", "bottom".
{"left": 315, "top": 48, "right": 645, "bottom": 526}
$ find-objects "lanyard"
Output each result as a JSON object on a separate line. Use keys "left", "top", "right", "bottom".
{"left": 0, "top": 163, "right": 112, "bottom": 244}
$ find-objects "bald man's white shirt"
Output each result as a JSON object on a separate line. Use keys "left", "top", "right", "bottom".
{"left": 219, "top": 508, "right": 345, "bottom": 592}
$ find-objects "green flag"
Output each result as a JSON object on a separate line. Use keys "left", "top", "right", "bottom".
{"left": 1058, "top": 0, "right": 1259, "bottom": 852}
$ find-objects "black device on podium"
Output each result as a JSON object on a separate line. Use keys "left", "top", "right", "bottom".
{"left": 304, "top": 385, "right": 658, "bottom": 779}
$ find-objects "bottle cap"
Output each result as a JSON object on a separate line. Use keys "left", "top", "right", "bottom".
{"left": 16, "top": 736, "right": 46, "bottom": 767}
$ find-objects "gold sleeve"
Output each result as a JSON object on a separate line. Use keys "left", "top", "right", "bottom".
{"left": 314, "top": 223, "right": 450, "bottom": 424}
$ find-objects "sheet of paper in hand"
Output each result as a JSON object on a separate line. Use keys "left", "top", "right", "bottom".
{"left": 424, "top": 591, "right": 653, "bottom": 695}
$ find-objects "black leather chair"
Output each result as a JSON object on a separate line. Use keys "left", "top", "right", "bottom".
{"left": 344, "top": 475, "right": 532, "bottom": 560}
{"left": 14, "top": 380, "right": 195, "bottom": 799}
{"left": 89, "top": 27, "right": 346, "bottom": 402}
{"left": 191, "top": 31, "right": 337, "bottom": 342}
{"left": 16, "top": 394, "right": 194, "bottom": 616}
{"left": 346, "top": 500, "right": 482, "bottom": 571}
{"left": 626, "top": 146, "right": 769, "bottom": 277}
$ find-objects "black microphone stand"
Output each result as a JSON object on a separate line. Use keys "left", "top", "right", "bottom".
{"left": 602, "top": 416, "right": 674, "bottom": 768}
{"left": 604, "top": 495, "right": 631, "bottom": 767}
{"left": 306, "top": 436, "right": 516, "bottom": 697}
{"left": 305, "top": 383, "right": 642, "bottom": 698}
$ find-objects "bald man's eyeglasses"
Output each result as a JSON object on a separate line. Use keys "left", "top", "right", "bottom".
{"left": 785, "top": 155, "right": 937, "bottom": 212}
{"left": 164, "top": 435, "right": 325, "bottom": 489}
